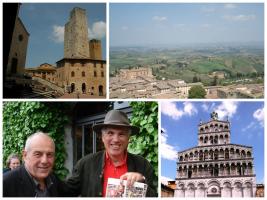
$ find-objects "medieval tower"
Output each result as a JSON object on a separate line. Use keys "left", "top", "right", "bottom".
{"left": 89, "top": 39, "right": 102, "bottom": 60}
{"left": 64, "top": 7, "right": 90, "bottom": 58}
{"left": 175, "top": 112, "right": 256, "bottom": 197}
{"left": 56, "top": 7, "right": 106, "bottom": 97}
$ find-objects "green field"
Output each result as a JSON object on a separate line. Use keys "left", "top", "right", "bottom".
{"left": 110, "top": 46, "right": 264, "bottom": 85}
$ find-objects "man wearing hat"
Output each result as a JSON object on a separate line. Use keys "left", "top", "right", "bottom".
{"left": 64, "top": 110, "right": 157, "bottom": 197}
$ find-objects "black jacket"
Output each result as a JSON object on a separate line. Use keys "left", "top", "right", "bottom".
{"left": 3, "top": 165, "right": 65, "bottom": 197}
{"left": 65, "top": 150, "right": 157, "bottom": 197}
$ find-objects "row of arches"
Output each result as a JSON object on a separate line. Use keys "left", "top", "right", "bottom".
{"left": 199, "top": 133, "right": 230, "bottom": 145}
{"left": 179, "top": 147, "right": 252, "bottom": 162}
{"left": 67, "top": 83, "right": 104, "bottom": 96}
{"left": 199, "top": 122, "right": 229, "bottom": 133}
{"left": 178, "top": 162, "right": 254, "bottom": 178}
{"left": 175, "top": 180, "right": 254, "bottom": 197}
{"left": 70, "top": 71, "right": 104, "bottom": 78}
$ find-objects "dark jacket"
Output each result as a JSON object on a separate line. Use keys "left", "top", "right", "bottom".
{"left": 65, "top": 151, "right": 157, "bottom": 197}
{"left": 3, "top": 165, "right": 65, "bottom": 197}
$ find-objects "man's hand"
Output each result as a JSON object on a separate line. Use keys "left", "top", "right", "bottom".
{"left": 120, "top": 172, "right": 145, "bottom": 187}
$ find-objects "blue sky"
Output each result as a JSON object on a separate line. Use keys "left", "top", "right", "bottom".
{"left": 161, "top": 101, "right": 264, "bottom": 184}
{"left": 110, "top": 3, "right": 264, "bottom": 47}
{"left": 19, "top": 3, "right": 106, "bottom": 67}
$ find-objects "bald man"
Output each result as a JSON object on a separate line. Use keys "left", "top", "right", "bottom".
{"left": 3, "top": 132, "right": 65, "bottom": 197}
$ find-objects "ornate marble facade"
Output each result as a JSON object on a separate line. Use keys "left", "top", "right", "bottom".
{"left": 175, "top": 112, "right": 256, "bottom": 197}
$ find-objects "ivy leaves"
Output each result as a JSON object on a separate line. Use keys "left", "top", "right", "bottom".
{"left": 128, "top": 102, "right": 158, "bottom": 187}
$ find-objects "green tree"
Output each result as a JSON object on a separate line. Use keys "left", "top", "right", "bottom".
{"left": 188, "top": 85, "right": 207, "bottom": 98}
{"left": 3, "top": 102, "right": 69, "bottom": 179}
{"left": 128, "top": 102, "right": 158, "bottom": 192}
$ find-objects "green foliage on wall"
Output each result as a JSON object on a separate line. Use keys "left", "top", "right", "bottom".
{"left": 3, "top": 102, "right": 69, "bottom": 179}
{"left": 128, "top": 102, "right": 158, "bottom": 188}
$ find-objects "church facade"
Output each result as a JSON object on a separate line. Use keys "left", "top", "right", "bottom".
{"left": 175, "top": 112, "right": 256, "bottom": 197}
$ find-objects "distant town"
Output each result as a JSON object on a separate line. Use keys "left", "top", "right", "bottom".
{"left": 110, "top": 44, "right": 264, "bottom": 99}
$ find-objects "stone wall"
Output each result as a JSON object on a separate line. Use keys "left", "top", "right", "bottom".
{"left": 56, "top": 58, "right": 106, "bottom": 96}
{"left": 64, "top": 7, "right": 90, "bottom": 58}
{"left": 89, "top": 39, "right": 102, "bottom": 60}
{"left": 175, "top": 177, "right": 256, "bottom": 197}
{"left": 7, "top": 17, "right": 29, "bottom": 75}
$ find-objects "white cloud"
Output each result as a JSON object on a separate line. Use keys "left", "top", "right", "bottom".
{"left": 215, "top": 101, "right": 238, "bottom": 120}
{"left": 121, "top": 26, "right": 128, "bottom": 31}
{"left": 161, "top": 129, "right": 177, "bottom": 161}
{"left": 161, "top": 176, "right": 175, "bottom": 185}
{"left": 184, "top": 102, "right": 198, "bottom": 116}
{"left": 161, "top": 127, "right": 167, "bottom": 133}
{"left": 161, "top": 102, "right": 183, "bottom": 120}
{"left": 202, "top": 103, "right": 209, "bottom": 112}
{"left": 242, "top": 121, "right": 256, "bottom": 132}
{"left": 223, "top": 14, "right": 256, "bottom": 22}
{"left": 89, "top": 21, "right": 106, "bottom": 39}
{"left": 51, "top": 25, "right": 64, "bottom": 43}
{"left": 253, "top": 107, "right": 264, "bottom": 127}
{"left": 152, "top": 16, "right": 167, "bottom": 22}
{"left": 224, "top": 4, "right": 237, "bottom": 9}
{"left": 161, "top": 102, "right": 197, "bottom": 120}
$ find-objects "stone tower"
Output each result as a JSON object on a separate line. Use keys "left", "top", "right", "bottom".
{"left": 64, "top": 7, "right": 90, "bottom": 58}
{"left": 89, "top": 39, "right": 102, "bottom": 60}
{"left": 175, "top": 112, "right": 256, "bottom": 197}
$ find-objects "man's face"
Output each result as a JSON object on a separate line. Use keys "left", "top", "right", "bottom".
{"left": 23, "top": 135, "right": 55, "bottom": 182}
{"left": 102, "top": 127, "right": 130, "bottom": 159}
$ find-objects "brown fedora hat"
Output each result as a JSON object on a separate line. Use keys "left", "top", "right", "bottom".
{"left": 92, "top": 110, "right": 139, "bottom": 135}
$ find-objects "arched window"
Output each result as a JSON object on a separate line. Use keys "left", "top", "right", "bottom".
{"left": 82, "top": 71, "right": 85, "bottom": 77}
{"left": 99, "top": 85, "right": 103, "bottom": 96}
{"left": 82, "top": 83, "right": 86, "bottom": 94}
{"left": 71, "top": 83, "right": 75, "bottom": 93}
{"left": 94, "top": 71, "right": 97, "bottom": 77}
{"left": 179, "top": 156, "right": 183, "bottom": 161}
{"left": 71, "top": 71, "right": 75, "bottom": 77}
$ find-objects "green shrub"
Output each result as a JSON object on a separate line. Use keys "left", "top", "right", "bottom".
{"left": 128, "top": 102, "right": 158, "bottom": 191}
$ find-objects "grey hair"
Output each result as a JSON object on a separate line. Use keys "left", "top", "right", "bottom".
{"left": 6, "top": 153, "right": 20, "bottom": 168}
{"left": 24, "top": 131, "right": 55, "bottom": 151}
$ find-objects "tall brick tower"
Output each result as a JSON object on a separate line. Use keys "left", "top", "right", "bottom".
{"left": 64, "top": 7, "right": 90, "bottom": 58}
{"left": 89, "top": 39, "right": 102, "bottom": 60}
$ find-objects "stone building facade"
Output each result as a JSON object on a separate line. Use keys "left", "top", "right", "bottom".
{"left": 25, "top": 63, "right": 57, "bottom": 83}
{"left": 7, "top": 17, "right": 29, "bottom": 75}
{"left": 118, "top": 67, "right": 153, "bottom": 79}
{"left": 56, "top": 58, "right": 105, "bottom": 96}
{"left": 175, "top": 112, "right": 256, "bottom": 197}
